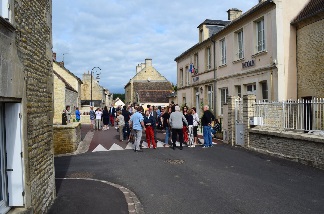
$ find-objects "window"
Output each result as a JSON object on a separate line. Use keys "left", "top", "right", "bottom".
{"left": 0, "top": 0, "right": 10, "bottom": 22}
{"left": 256, "top": 18, "right": 265, "bottom": 52}
{"left": 246, "top": 83, "right": 256, "bottom": 95}
{"left": 220, "top": 39, "right": 226, "bottom": 65}
{"left": 182, "top": 97, "right": 186, "bottom": 105}
{"left": 237, "top": 30, "right": 244, "bottom": 59}
{"left": 180, "top": 68, "right": 184, "bottom": 87}
{"left": 220, "top": 88, "right": 228, "bottom": 114}
{"left": 185, "top": 66, "right": 190, "bottom": 86}
{"left": 207, "top": 85, "right": 213, "bottom": 110}
{"left": 206, "top": 47, "right": 211, "bottom": 69}
{"left": 194, "top": 53, "right": 199, "bottom": 74}
{"left": 261, "top": 81, "right": 268, "bottom": 101}
{"left": 236, "top": 85, "right": 241, "bottom": 98}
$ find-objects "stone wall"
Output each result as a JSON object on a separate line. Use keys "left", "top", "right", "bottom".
{"left": 53, "top": 123, "right": 81, "bottom": 155}
{"left": 133, "top": 82, "right": 172, "bottom": 103}
{"left": 53, "top": 74, "right": 65, "bottom": 124}
{"left": 297, "top": 19, "right": 324, "bottom": 98}
{"left": 14, "top": 0, "right": 56, "bottom": 213}
{"left": 65, "top": 89, "right": 78, "bottom": 111}
{"left": 81, "top": 73, "right": 105, "bottom": 101}
{"left": 249, "top": 128, "right": 324, "bottom": 170}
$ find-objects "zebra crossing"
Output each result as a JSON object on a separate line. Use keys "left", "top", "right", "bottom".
{"left": 92, "top": 139, "right": 218, "bottom": 152}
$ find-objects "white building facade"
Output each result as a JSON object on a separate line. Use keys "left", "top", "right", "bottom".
{"left": 175, "top": 0, "right": 309, "bottom": 117}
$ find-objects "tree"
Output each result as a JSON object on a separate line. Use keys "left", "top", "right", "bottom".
{"left": 113, "top": 93, "right": 125, "bottom": 102}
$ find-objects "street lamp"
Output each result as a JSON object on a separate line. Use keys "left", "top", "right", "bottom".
{"left": 91, "top": 67, "right": 101, "bottom": 106}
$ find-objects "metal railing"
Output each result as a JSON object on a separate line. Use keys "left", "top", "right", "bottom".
{"left": 254, "top": 98, "right": 324, "bottom": 131}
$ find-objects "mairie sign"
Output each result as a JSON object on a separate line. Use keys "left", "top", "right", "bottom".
{"left": 242, "top": 60, "right": 255, "bottom": 69}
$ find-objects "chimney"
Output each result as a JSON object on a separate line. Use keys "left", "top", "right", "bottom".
{"left": 136, "top": 64, "right": 141, "bottom": 73}
{"left": 53, "top": 52, "right": 57, "bottom": 61}
{"left": 259, "top": 0, "right": 266, "bottom": 3}
{"left": 140, "top": 63, "right": 145, "bottom": 70}
{"left": 145, "top": 58, "right": 152, "bottom": 67}
{"left": 227, "top": 8, "right": 242, "bottom": 21}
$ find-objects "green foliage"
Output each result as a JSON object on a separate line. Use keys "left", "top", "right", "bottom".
{"left": 113, "top": 93, "right": 125, "bottom": 102}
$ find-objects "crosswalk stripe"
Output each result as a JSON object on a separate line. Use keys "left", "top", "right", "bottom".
{"left": 109, "top": 143, "right": 124, "bottom": 151}
{"left": 92, "top": 144, "right": 109, "bottom": 152}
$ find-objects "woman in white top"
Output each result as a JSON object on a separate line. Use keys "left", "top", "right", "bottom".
{"left": 192, "top": 107, "right": 200, "bottom": 147}
{"left": 95, "top": 108, "right": 103, "bottom": 130}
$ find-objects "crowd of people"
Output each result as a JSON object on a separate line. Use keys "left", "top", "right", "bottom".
{"left": 87, "top": 102, "right": 222, "bottom": 152}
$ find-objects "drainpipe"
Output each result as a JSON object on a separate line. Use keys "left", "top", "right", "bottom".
{"left": 212, "top": 38, "right": 217, "bottom": 116}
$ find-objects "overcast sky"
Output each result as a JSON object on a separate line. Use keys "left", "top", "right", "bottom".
{"left": 53, "top": 0, "right": 257, "bottom": 93}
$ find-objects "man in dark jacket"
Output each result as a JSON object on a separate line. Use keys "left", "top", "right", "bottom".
{"left": 201, "top": 105, "right": 215, "bottom": 148}
{"left": 122, "top": 105, "right": 131, "bottom": 140}
{"left": 109, "top": 104, "right": 116, "bottom": 126}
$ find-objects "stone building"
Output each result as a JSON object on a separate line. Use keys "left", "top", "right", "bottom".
{"left": 81, "top": 72, "right": 112, "bottom": 108}
{"left": 292, "top": 0, "right": 324, "bottom": 98}
{"left": 175, "top": 0, "right": 309, "bottom": 117}
{"left": 124, "top": 59, "right": 173, "bottom": 106}
{"left": 0, "top": 0, "right": 55, "bottom": 213}
{"left": 53, "top": 59, "right": 83, "bottom": 124}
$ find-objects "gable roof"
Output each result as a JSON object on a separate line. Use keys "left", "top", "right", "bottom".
{"left": 53, "top": 61, "right": 83, "bottom": 84}
{"left": 291, "top": 0, "right": 324, "bottom": 24}
{"left": 53, "top": 70, "right": 78, "bottom": 93}
{"left": 197, "top": 19, "right": 230, "bottom": 28}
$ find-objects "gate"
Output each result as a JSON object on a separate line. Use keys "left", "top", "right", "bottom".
{"left": 235, "top": 98, "right": 244, "bottom": 146}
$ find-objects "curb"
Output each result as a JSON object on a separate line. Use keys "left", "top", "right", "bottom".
{"left": 56, "top": 178, "right": 144, "bottom": 214}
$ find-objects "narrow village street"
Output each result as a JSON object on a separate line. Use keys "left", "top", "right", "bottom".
{"left": 49, "top": 125, "right": 324, "bottom": 214}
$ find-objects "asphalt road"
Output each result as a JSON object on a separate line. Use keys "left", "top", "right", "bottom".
{"left": 54, "top": 142, "right": 324, "bottom": 214}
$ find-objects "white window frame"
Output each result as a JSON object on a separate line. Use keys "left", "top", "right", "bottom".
{"left": 220, "top": 39, "right": 226, "bottom": 65}
{"left": 0, "top": 0, "right": 11, "bottom": 22}
{"left": 207, "top": 85, "right": 213, "bottom": 110}
{"left": 246, "top": 83, "right": 256, "bottom": 95}
{"left": 261, "top": 81, "right": 268, "bottom": 102}
{"left": 220, "top": 88, "right": 228, "bottom": 115}
{"left": 179, "top": 68, "right": 184, "bottom": 87}
{"left": 185, "top": 66, "right": 190, "bottom": 86}
{"left": 256, "top": 18, "right": 265, "bottom": 52}
{"left": 237, "top": 30, "right": 244, "bottom": 59}
{"left": 206, "top": 47, "right": 211, "bottom": 70}
{"left": 194, "top": 53, "right": 199, "bottom": 73}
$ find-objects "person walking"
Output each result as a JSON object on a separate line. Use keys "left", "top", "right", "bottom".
{"left": 95, "top": 108, "right": 103, "bottom": 130}
{"left": 143, "top": 110, "right": 157, "bottom": 149}
{"left": 201, "top": 105, "right": 215, "bottom": 148}
{"left": 75, "top": 107, "right": 81, "bottom": 122}
{"left": 109, "top": 104, "right": 116, "bottom": 127}
{"left": 187, "top": 109, "right": 194, "bottom": 147}
{"left": 169, "top": 106, "right": 188, "bottom": 150}
{"left": 102, "top": 106, "right": 110, "bottom": 130}
{"left": 149, "top": 105, "right": 158, "bottom": 141}
{"left": 122, "top": 105, "right": 131, "bottom": 140}
{"left": 161, "top": 106, "right": 171, "bottom": 147}
{"left": 129, "top": 106, "right": 146, "bottom": 152}
{"left": 192, "top": 107, "right": 200, "bottom": 147}
{"left": 182, "top": 106, "right": 189, "bottom": 144}
{"left": 116, "top": 111, "right": 125, "bottom": 141}
{"left": 89, "top": 106, "right": 96, "bottom": 131}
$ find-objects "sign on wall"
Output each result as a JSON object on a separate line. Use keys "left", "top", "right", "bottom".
{"left": 242, "top": 60, "right": 255, "bottom": 69}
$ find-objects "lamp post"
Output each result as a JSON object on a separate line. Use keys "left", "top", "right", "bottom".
{"left": 90, "top": 67, "right": 101, "bottom": 106}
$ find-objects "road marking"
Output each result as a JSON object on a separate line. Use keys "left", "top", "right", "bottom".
{"left": 109, "top": 143, "right": 124, "bottom": 151}
{"left": 92, "top": 144, "right": 109, "bottom": 152}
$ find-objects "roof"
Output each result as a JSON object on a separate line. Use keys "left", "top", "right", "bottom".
{"left": 53, "top": 70, "right": 78, "bottom": 93}
{"left": 53, "top": 61, "right": 83, "bottom": 84}
{"left": 197, "top": 19, "right": 231, "bottom": 28}
{"left": 175, "top": 0, "right": 275, "bottom": 61}
{"left": 291, "top": 0, "right": 324, "bottom": 24}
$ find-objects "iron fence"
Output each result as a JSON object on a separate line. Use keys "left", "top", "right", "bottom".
{"left": 254, "top": 98, "right": 324, "bottom": 131}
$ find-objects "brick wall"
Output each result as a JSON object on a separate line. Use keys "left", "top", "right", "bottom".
{"left": 53, "top": 123, "right": 81, "bottom": 155}
{"left": 14, "top": 0, "right": 56, "bottom": 213}
{"left": 297, "top": 19, "right": 324, "bottom": 98}
{"left": 249, "top": 128, "right": 324, "bottom": 170}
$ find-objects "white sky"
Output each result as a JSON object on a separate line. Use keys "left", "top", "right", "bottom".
{"left": 53, "top": 0, "right": 257, "bottom": 93}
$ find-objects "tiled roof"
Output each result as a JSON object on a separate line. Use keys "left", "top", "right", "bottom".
{"left": 53, "top": 70, "right": 78, "bottom": 93}
{"left": 197, "top": 19, "right": 231, "bottom": 28}
{"left": 291, "top": 0, "right": 324, "bottom": 24}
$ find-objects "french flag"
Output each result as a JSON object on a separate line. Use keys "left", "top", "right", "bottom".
{"left": 189, "top": 64, "right": 194, "bottom": 73}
